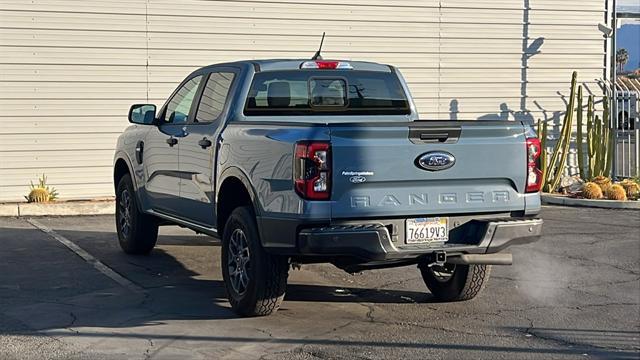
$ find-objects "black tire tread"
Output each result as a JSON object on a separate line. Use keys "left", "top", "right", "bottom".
{"left": 223, "top": 206, "right": 289, "bottom": 317}
{"left": 457, "top": 264, "right": 491, "bottom": 301}
{"left": 116, "top": 174, "right": 158, "bottom": 255}
{"left": 420, "top": 263, "right": 491, "bottom": 302}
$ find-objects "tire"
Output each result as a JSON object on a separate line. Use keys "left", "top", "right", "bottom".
{"left": 419, "top": 262, "right": 491, "bottom": 302}
{"left": 115, "top": 174, "right": 159, "bottom": 255}
{"left": 221, "top": 206, "right": 289, "bottom": 317}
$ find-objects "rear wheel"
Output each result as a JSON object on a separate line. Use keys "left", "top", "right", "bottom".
{"left": 116, "top": 174, "right": 158, "bottom": 255}
{"left": 221, "top": 206, "right": 289, "bottom": 317}
{"left": 419, "top": 261, "right": 491, "bottom": 302}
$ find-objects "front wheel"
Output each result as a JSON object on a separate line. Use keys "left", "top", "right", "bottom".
{"left": 221, "top": 206, "right": 289, "bottom": 317}
{"left": 115, "top": 174, "right": 158, "bottom": 255}
{"left": 419, "top": 262, "right": 491, "bottom": 302}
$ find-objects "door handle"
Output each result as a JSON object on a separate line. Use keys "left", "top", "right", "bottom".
{"left": 198, "top": 137, "right": 213, "bottom": 149}
{"left": 166, "top": 137, "right": 178, "bottom": 147}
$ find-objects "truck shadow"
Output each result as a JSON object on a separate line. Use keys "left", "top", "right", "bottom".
{"left": 2, "top": 222, "right": 638, "bottom": 359}
{"left": 0, "top": 225, "right": 436, "bottom": 330}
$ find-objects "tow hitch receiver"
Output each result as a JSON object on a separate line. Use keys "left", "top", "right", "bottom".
{"left": 423, "top": 251, "right": 447, "bottom": 267}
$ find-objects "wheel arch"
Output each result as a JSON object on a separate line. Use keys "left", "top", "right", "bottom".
{"left": 113, "top": 156, "right": 132, "bottom": 192}
{"left": 216, "top": 167, "right": 261, "bottom": 235}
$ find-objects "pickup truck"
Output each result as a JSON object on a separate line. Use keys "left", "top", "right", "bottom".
{"left": 113, "top": 59, "right": 543, "bottom": 317}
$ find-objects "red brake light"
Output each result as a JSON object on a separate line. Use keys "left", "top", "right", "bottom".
{"left": 294, "top": 142, "right": 331, "bottom": 200}
{"left": 300, "top": 61, "right": 353, "bottom": 70}
{"left": 316, "top": 61, "right": 339, "bottom": 69}
{"left": 526, "top": 137, "right": 542, "bottom": 193}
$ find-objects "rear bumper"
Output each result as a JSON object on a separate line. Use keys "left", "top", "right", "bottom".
{"left": 296, "top": 217, "right": 542, "bottom": 262}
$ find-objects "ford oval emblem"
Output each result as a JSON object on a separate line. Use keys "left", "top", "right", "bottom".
{"left": 349, "top": 175, "right": 367, "bottom": 184}
{"left": 416, "top": 151, "right": 456, "bottom": 171}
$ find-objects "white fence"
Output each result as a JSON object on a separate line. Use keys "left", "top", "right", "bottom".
{"left": 613, "top": 82, "right": 639, "bottom": 178}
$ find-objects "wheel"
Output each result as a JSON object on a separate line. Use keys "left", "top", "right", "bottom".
{"left": 221, "top": 206, "right": 289, "bottom": 317}
{"left": 115, "top": 174, "right": 158, "bottom": 255}
{"left": 419, "top": 261, "right": 491, "bottom": 302}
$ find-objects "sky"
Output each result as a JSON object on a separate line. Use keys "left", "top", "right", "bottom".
{"left": 616, "top": 0, "right": 640, "bottom": 72}
{"left": 618, "top": 0, "right": 640, "bottom": 9}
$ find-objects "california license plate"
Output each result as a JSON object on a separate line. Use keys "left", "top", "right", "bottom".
{"left": 405, "top": 217, "right": 449, "bottom": 244}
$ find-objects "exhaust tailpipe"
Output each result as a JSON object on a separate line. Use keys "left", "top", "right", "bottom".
{"left": 447, "top": 253, "right": 513, "bottom": 265}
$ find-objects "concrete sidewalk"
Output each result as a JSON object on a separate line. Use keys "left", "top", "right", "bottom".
{"left": 0, "top": 200, "right": 115, "bottom": 217}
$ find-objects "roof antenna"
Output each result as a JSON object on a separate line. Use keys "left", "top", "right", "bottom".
{"left": 311, "top": 32, "right": 326, "bottom": 60}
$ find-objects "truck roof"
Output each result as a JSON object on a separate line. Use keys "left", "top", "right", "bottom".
{"left": 200, "top": 59, "right": 394, "bottom": 73}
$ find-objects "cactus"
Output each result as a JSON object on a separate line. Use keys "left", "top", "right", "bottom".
{"left": 606, "top": 184, "right": 627, "bottom": 201}
{"left": 540, "top": 71, "right": 615, "bottom": 191}
{"left": 544, "top": 71, "right": 577, "bottom": 192}
{"left": 582, "top": 182, "right": 603, "bottom": 199}
{"left": 592, "top": 175, "right": 612, "bottom": 192}
{"left": 586, "top": 95, "right": 594, "bottom": 178}
{"left": 582, "top": 95, "right": 614, "bottom": 179}
{"left": 620, "top": 179, "right": 640, "bottom": 199}
{"left": 24, "top": 174, "right": 58, "bottom": 203}
{"left": 576, "top": 85, "right": 586, "bottom": 179}
{"left": 27, "top": 188, "right": 50, "bottom": 203}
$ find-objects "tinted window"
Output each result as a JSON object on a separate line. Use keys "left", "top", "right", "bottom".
{"left": 195, "top": 72, "right": 235, "bottom": 123}
{"left": 244, "top": 70, "right": 410, "bottom": 116}
{"left": 164, "top": 76, "right": 202, "bottom": 123}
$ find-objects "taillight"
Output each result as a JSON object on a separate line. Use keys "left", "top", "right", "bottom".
{"left": 294, "top": 141, "right": 331, "bottom": 200}
{"left": 526, "top": 137, "right": 542, "bottom": 193}
{"left": 300, "top": 61, "right": 353, "bottom": 70}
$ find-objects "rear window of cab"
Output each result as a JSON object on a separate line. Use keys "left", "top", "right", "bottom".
{"left": 244, "top": 70, "right": 410, "bottom": 116}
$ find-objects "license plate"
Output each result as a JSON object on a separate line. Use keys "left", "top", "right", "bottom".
{"left": 405, "top": 217, "right": 449, "bottom": 244}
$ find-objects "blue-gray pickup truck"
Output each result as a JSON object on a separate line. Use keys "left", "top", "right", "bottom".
{"left": 113, "top": 59, "right": 543, "bottom": 316}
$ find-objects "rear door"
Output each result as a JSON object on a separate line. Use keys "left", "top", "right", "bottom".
{"left": 144, "top": 75, "right": 202, "bottom": 215}
{"left": 329, "top": 121, "right": 528, "bottom": 218}
{"left": 178, "top": 70, "right": 237, "bottom": 226}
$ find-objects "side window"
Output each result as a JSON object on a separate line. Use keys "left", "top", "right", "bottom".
{"left": 195, "top": 72, "right": 236, "bottom": 123}
{"left": 164, "top": 75, "right": 203, "bottom": 124}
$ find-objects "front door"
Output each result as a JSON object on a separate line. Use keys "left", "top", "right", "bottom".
{"left": 144, "top": 75, "right": 203, "bottom": 215}
{"left": 178, "top": 70, "right": 237, "bottom": 226}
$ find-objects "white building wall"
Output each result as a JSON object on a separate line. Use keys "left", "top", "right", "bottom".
{"left": 0, "top": 0, "right": 609, "bottom": 201}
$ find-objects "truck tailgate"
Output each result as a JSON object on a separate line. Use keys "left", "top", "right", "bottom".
{"left": 329, "top": 121, "right": 528, "bottom": 218}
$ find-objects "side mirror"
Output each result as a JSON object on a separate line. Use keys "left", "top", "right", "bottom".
{"left": 128, "top": 104, "right": 156, "bottom": 125}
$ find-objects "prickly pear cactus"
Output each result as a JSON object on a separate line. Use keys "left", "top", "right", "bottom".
{"left": 582, "top": 182, "right": 603, "bottom": 199}
{"left": 606, "top": 184, "right": 627, "bottom": 201}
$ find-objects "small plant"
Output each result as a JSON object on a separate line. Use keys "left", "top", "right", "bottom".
{"left": 582, "top": 182, "right": 603, "bottom": 199}
{"left": 592, "top": 176, "right": 612, "bottom": 193}
{"left": 606, "top": 184, "right": 627, "bottom": 201}
{"left": 25, "top": 174, "right": 58, "bottom": 203}
{"left": 620, "top": 179, "right": 640, "bottom": 200}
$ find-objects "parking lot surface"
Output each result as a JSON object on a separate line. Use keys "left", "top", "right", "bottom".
{"left": 0, "top": 206, "right": 638, "bottom": 359}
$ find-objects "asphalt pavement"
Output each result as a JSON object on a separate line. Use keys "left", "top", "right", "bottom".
{"left": 0, "top": 206, "right": 638, "bottom": 359}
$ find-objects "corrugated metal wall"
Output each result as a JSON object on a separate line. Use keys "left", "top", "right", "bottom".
{"left": 0, "top": 0, "right": 608, "bottom": 201}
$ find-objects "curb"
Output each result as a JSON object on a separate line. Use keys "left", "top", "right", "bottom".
{"left": 541, "top": 194, "right": 640, "bottom": 210}
{"left": 0, "top": 200, "right": 115, "bottom": 217}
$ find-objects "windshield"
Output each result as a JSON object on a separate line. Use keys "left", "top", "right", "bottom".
{"left": 244, "top": 70, "right": 410, "bottom": 116}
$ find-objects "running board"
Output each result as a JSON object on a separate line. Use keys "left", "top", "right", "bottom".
{"left": 147, "top": 209, "right": 219, "bottom": 237}
{"left": 447, "top": 253, "right": 513, "bottom": 265}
